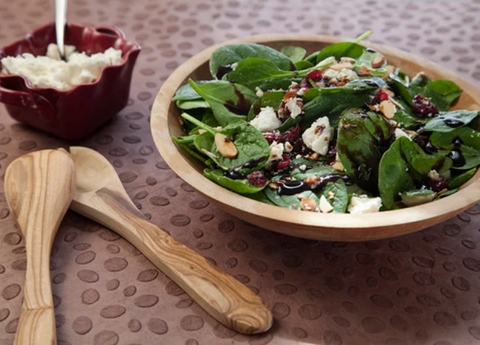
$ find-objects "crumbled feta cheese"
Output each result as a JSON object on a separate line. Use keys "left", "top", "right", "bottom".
{"left": 427, "top": 170, "right": 440, "bottom": 180}
{"left": 319, "top": 195, "right": 334, "bottom": 213}
{"left": 332, "top": 152, "right": 344, "bottom": 171}
{"left": 297, "top": 87, "right": 307, "bottom": 96}
{"left": 250, "top": 106, "right": 282, "bottom": 132}
{"left": 299, "top": 164, "right": 306, "bottom": 171}
{"left": 266, "top": 141, "right": 284, "bottom": 166}
{"left": 302, "top": 117, "right": 333, "bottom": 155}
{"left": 255, "top": 87, "right": 264, "bottom": 98}
{"left": 284, "top": 141, "right": 293, "bottom": 152}
{"left": 337, "top": 68, "right": 359, "bottom": 82}
{"left": 347, "top": 195, "right": 382, "bottom": 214}
{"left": 324, "top": 69, "right": 339, "bottom": 80}
{"left": 328, "top": 191, "right": 335, "bottom": 199}
{"left": 1, "top": 43, "right": 123, "bottom": 90}
{"left": 394, "top": 128, "right": 411, "bottom": 140}
{"left": 340, "top": 57, "right": 356, "bottom": 64}
{"left": 296, "top": 154, "right": 302, "bottom": 159}
{"left": 285, "top": 97, "right": 303, "bottom": 119}
{"left": 231, "top": 62, "right": 238, "bottom": 71}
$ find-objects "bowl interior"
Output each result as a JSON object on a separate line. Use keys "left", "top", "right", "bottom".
{"left": 153, "top": 34, "right": 480, "bottom": 241}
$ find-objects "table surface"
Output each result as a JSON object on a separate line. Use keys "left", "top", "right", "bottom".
{"left": 1, "top": 0, "right": 480, "bottom": 344}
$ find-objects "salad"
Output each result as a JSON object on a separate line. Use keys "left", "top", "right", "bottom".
{"left": 171, "top": 32, "right": 480, "bottom": 214}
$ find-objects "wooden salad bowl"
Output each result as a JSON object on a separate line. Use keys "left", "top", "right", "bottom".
{"left": 151, "top": 34, "right": 480, "bottom": 241}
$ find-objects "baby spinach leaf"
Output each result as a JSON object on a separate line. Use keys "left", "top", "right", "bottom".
{"left": 450, "top": 145, "right": 480, "bottom": 170}
{"left": 248, "top": 91, "right": 285, "bottom": 120}
{"left": 280, "top": 46, "right": 307, "bottom": 63}
{"left": 316, "top": 42, "right": 366, "bottom": 63}
{"left": 420, "top": 110, "right": 479, "bottom": 133}
{"left": 392, "top": 98, "right": 427, "bottom": 129}
{"left": 448, "top": 168, "right": 477, "bottom": 188}
{"left": 291, "top": 165, "right": 337, "bottom": 180}
{"left": 321, "top": 180, "right": 348, "bottom": 213}
{"left": 430, "top": 127, "right": 480, "bottom": 150}
{"left": 172, "top": 134, "right": 196, "bottom": 145}
{"left": 209, "top": 43, "right": 292, "bottom": 79}
{"left": 265, "top": 187, "right": 319, "bottom": 209}
{"left": 295, "top": 60, "right": 314, "bottom": 70}
{"left": 389, "top": 73, "right": 413, "bottom": 104}
{"left": 337, "top": 109, "right": 393, "bottom": 193}
{"left": 203, "top": 169, "right": 266, "bottom": 194}
{"left": 188, "top": 80, "right": 256, "bottom": 127}
{"left": 212, "top": 120, "right": 270, "bottom": 172}
{"left": 303, "top": 84, "right": 376, "bottom": 129}
{"left": 178, "top": 143, "right": 209, "bottom": 164}
{"left": 227, "top": 58, "right": 298, "bottom": 91}
{"left": 172, "top": 81, "right": 210, "bottom": 101}
{"left": 410, "top": 151, "right": 452, "bottom": 174}
{"left": 423, "top": 79, "right": 461, "bottom": 111}
{"left": 354, "top": 49, "right": 387, "bottom": 77}
{"left": 378, "top": 137, "right": 424, "bottom": 209}
{"left": 193, "top": 132, "right": 214, "bottom": 153}
{"left": 435, "top": 188, "right": 458, "bottom": 199}
{"left": 176, "top": 100, "right": 210, "bottom": 110}
{"left": 305, "top": 50, "right": 320, "bottom": 63}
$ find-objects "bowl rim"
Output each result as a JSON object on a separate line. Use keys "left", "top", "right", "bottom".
{"left": 151, "top": 33, "right": 480, "bottom": 232}
{"left": 0, "top": 22, "right": 141, "bottom": 94}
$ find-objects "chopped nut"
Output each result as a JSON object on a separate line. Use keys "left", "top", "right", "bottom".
{"left": 369, "top": 104, "right": 381, "bottom": 112}
{"left": 389, "top": 96, "right": 404, "bottom": 109}
{"left": 310, "top": 153, "right": 319, "bottom": 161}
{"left": 382, "top": 65, "right": 396, "bottom": 80}
{"left": 269, "top": 182, "right": 279, "bottom": 189}
{"left": 215, "top": 133, "right": 238, "bottom": 158}
{"left": 371, "top": 54, "right": 386, "bottom": 68}
{"left": 379, "top": 100, "right": 396, "bottom": 119}
{"left": 285, "top": 141, "right": 293, "bottom": 152}
{"left": 329, "top": 62, "right": 353, "bottom": 71}
{"left": 357, "top": 65, "right": 374, "bottom": 76}
{"left": 332, "top": 160, "right": 344, "bottom": 171}
{"left": 328, "top": 191, "right": 335, "bottom": 199}
{"left": 300, "top": 197, "right": 317, "bottom": 212}
{"left": 319, "top": 195, "right": 334, "bottom": 213}
{"left": 438, "top": 188, "right": 448, "bottom": 195}
{"left": 305, "top": 176, "right": 320, "bottom": 185}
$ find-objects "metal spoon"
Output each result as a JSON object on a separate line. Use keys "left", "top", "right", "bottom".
{"left": 5, "top": 150, "right": 76, "bottom": 345}
{"left": 54, "top": 0, "right": 68, "bottom": 61}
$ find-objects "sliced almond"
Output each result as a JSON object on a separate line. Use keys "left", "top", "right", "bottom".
{"left": 215, "top": 133, "right": 238, "bottom": 158}
{"left": 310, "top": 153, "right": 320, "bottom": 161}
{"left": 332, "top": 160, "right": 344, "bottom": 171}
{"left": 382, "top": 65, "right": 396, "bottom": 80}
{"left": 329, "top": 62, "right": 353, "bottom": 71}
{"left": 357, "top": 65, "right": 373, "bottom": 76}
{"left": 389, "top": 96, "right": 404, "bottom": 109}
{"left": 371, "top": 55, "right": 386, "bottom": 68}
{"left": 384, "top": 88, "right": 395, "bottom": 98}
{"left": 300, "top": 197, "right": 317, "bottom": 212}
{"left": 379, "top": 100, "right": 396, "bottom": 119}
{"left": 319, "top": 195, "right": 334, "bottom": 213}
{"left": 340, "top": 57, "right": 356, "bottom": 64}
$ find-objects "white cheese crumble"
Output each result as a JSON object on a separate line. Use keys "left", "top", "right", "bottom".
{"left": 231, "top": 62, "right": 238, "bottom": 71}
{"left": 337, "top": 68, "right": 359, "bottom": 82}
{"left": 285, "top": 97, "right": 303, "bottom": 119}
{"left": 394, "top": 128, "right": 411, "bottom": 140}
{"left": 299, "top": 164, "right": 306, "bottom": 171}
{"left": 266, "top": 141, "right": 284, "bottom": 166}
{"left": 324, "top": 69, "right": 339, "bottom": 80}
{"left": 302, "top": 117, "right": 332, "bottom": 155}
{"left": 1, "top": 43, "right": 123, "bottom": 90}
{"left": 255, "top": 87, "right": 264, "bottom": 98}
{"left": 347, "top": 195, "right": 382, "bottom": 214}
{"left": 250, "top": 106, "right": 282, "bottom": 132}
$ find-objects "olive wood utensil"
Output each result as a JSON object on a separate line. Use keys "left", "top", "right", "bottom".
{"left": 5, "top": 149, "right": 76, "bottom": 345}
{"left": 67, "top": 146, "right": 272, "bottom": 335}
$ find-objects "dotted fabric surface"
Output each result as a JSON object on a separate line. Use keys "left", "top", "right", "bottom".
{"left": 1, "top": 0, "right": 480, "bottom": 344}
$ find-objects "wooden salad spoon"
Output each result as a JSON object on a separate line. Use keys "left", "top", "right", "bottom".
{"left": 67, "top": 146, "right": 273, "bottom": 334}
{"left": 5, "top": 149, "right": 76, "bottom": 345}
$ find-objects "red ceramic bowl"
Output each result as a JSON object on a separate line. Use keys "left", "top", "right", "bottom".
{"left": 0, "top": 23, "right": 141, "bottom": 140}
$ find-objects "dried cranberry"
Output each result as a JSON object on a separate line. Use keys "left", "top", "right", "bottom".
{"left": 280, "top": 125, "right": 301, "bottom": 143}
{"left": 426, "top": 177, "right": 448, "bottom": 192}
{"left": 371, "top": 89, "right": 389, "bottom": 104}
{"left": 262, "top": 130, "right": 281, "bottom": 142}
{"left": 292, "top": 137, "right": 312, "bottom": 155}
{"left": 277, "top": 154, "right": 291, "bottom": 170}
{"left": 300, "top": 69, "right": 323, "bottom": 88}
{"left": 247, "top": 171, "right": 267, "bottom": 187}
{"left": 411, "top": 94, "right": 439, "bottom": 117}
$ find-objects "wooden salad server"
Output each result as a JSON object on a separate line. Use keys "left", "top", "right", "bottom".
{"left": 5, "top": 150, "right": 76, "bottom": 345}
{"left": 67, "top": 146, "right": 273, "bottom": 334}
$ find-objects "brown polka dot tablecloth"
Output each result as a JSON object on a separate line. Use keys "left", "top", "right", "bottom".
{"left": 1, "top": 0, "right": 480, "bottom": 344}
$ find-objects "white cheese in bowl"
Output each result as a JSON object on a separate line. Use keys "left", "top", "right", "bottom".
{"left": 1, "top": 43, "right": 123, "bottom": 91}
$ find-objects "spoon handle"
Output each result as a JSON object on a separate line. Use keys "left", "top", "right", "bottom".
{"left": 71, "top": 188, "right": 272, "bottom": 334}
{"left": 54, "top": 0, "right": 68, "bottom": 59}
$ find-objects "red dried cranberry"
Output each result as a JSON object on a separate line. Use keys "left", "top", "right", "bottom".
{"left": 300, "top": 69, "right": 323, "bottom": 88}
{"left": 371, "top": 89, "right": 389, "bottom": 104}
{"left": 412, "top": 94, "right": 439, "bottom": 117}
{"left": 426, "top": 177, "right": 448, "bottom": 192}
{"left": 277, "top": 154, "right": 291, "bottom": 170}
{"left": 280, "top": 125, "right": 301, "bottom": 143}
{"left": 262, "top": 130, "right": 281, "bottom": 142}
{"left": 247, "top": 171, "right": 267, "bottom": 187}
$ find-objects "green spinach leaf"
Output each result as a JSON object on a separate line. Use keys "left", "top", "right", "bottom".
{"left": 188, "top": 80, "right": 256, "bottom": 127}
{"left": 410, "top": 151, "right": 452, "bottom": 174}
{"left": 337, "top": 109, "right": 393, "bottom": 193}
{"left": 294, "top": 60, "right": 314, "bottom": 70}
{"left": 281, "top": 46, "right": 307, "bottom": 63}
{"left": 420, "top": 110, "right": 479, "bottom": 133}
{"left": 448, "top": 168, "right": 477, "bottom": 188}
{"left": 209, "top": 43, "right": 292, "bottom": 79}
{"left": 321, "top": 181, "right": 348, "bottom": 213}
{"left": 172, "top": 81, "right": 210, "bottom": 101}
{"left": 316, "top": 42, "right": 366, "bottom": 63}
{"left": 265, "top": 187, "right": 319, "bottom": 209}
{"left": 354, "top": 49, "right": 387, "bottom": 77}
{"left": 176, "top": 100, "right": 210, "bottom": 110}
{"left": 423, "top": 79, "right": 462, "bottom": 111}
{"left": 430, "top": 127, "right": 480, "bottom": 150}
{"left": 248, "top": 91, "right": 284, "bottom": 120}
{"left": 291, "top": 165, "right": 337, "bottom": 180}
{"left": 203, "top": 169, "right": 266, "bottom": 194}
{"left": 245, "top": 190, "right": 275, "bottom": 205}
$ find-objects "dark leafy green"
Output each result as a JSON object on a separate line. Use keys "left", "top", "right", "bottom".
{"left": 294, "top": 60, "right": 314, "bottom": 70}
{"left": 188, "top": 80, "right": 256, "bottom": 126}
{"left": 203, "top": 169, "right": 266, "bottom": 194}
{"left": 354, "top": 49, "right": 387, "bottom": 77}
{"left": 337, "top": 109, "right": 393, "bottom": 193}
{"left": 321, "top": 181, "right": 348, "bottom": 213}
{"left": 410, "top": 151, "right": 452, "bottom": 174}
{"left": 176, "top": 100, "right": 209, "bottom": 110}
{"left": 248, "top": 91, "right": 284, "bottom": 120}
{"left": 245, "top": 190, "right": 275, "bottom": 204}
{"left": 316, "top": 42, "right": 366, "bottom": 63}
{"left": 172, "top": 81, "right": 210, "bottom": 101}
{"left": 430, "top": 127, "right": 480, "bottom": 150}
{"left": 420, "top": 110, "right": 479, "bottom": 133}
{"left": 448, "top": 168, "right": 477, "bottom": 188}
{"left": 265, "top": 188, "right": 319, "bottom": 209}
{"left": 280, "top": 46, "right": 307, "bottom": 63}
{"left": 209, "top": 43, "right": 292, "bottom": 79}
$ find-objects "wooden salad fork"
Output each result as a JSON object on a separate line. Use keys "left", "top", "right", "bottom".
{"left": 5, "top": 149, "right": 76, "bottom": 345}
{"left": 67, "top": 146, "right": 273, "bottom": 334}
